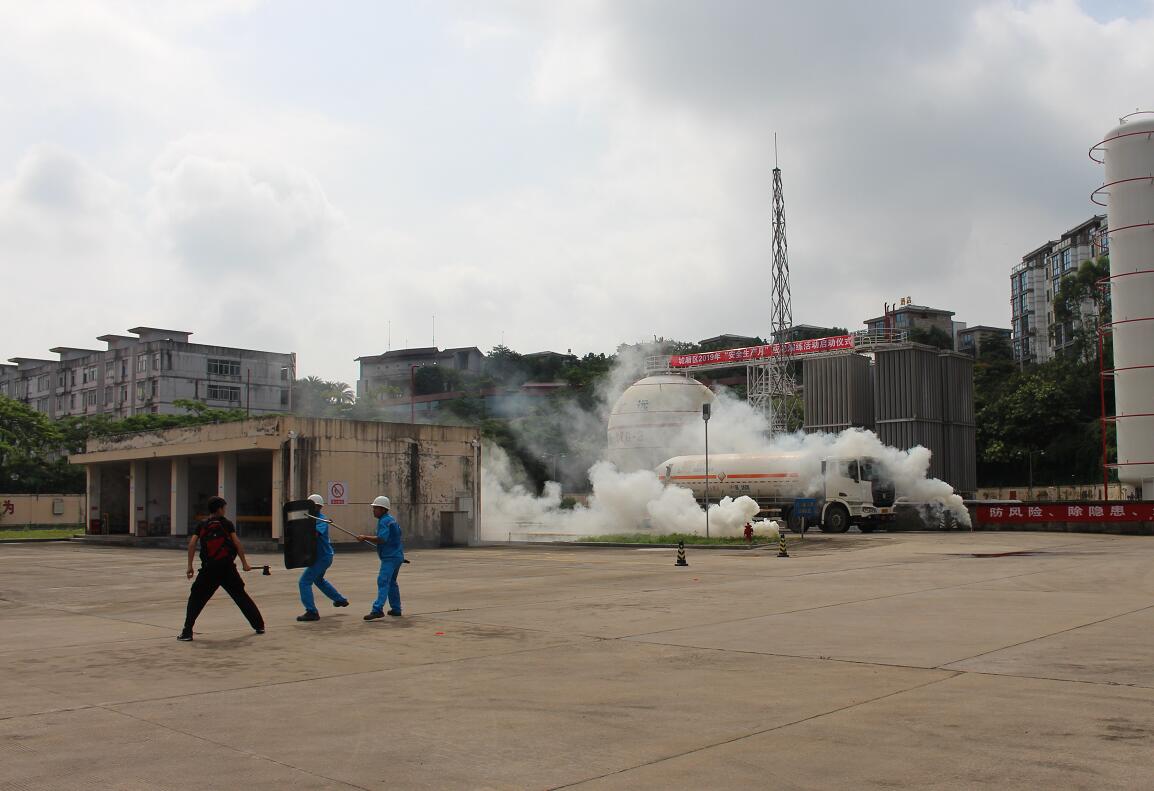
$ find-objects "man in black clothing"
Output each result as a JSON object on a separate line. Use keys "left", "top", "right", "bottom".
{"left": 178, "top": 496, "right": 265, "bottom": 641}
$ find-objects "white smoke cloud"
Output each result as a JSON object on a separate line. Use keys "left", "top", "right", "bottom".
{"left": 480, "top": 358, "right": 971, "bottom": 541}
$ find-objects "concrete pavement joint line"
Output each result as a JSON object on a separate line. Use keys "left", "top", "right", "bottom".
{"left": 0, "top": 704, "right": 99, "bottom": 723}
{"left": 102, "top": 636, "right": 600, "bottom": 709}
{"left": 548, "top": 672, "right": 962, "bottom": 790}
{"left": 620, "top": 561, "right": 1090, "bottom": 641}
{"left": 631, "top": 637, "right": 1154, "bottom": 692}
{"left": 939, "top": 600, "right": 1154, "bottom": 668}
{"left": 99, "top": 704, "right": 374, "bottom": 791}
{"left": 412, "top": 551, "right": 1097, "bottom": 621}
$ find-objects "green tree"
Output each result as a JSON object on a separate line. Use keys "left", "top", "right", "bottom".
{"left": 1052, "top": 256, "right": 1110, "bottom": 362}
{"left": 0, "top": 396, "right": 79, "bottom": 492}
{"left": 908, "top": 325, "right": 955, "bottom": 350}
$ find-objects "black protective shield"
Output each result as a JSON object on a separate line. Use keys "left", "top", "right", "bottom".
{"left": 282, "top": 499, "right": 319, "bottom": 569}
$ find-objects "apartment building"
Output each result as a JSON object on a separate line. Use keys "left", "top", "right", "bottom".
{"left": 863, "top": 304, "right": 956, "bottom": 338}
{"left": 1011, "top": 215, "right": 1109, "bottom": 365}
{"left": 355, "top": 346, "right": 485, "bottom": 399}
{"left": 1, "top": 327, "right": 295, "bottom": 419}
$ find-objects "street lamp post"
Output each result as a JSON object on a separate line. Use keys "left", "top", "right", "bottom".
{"left": 702, "top": 402, "right": 711, "bottom": 539}
{"left": 1026, "top": 449, "right": 1045, "bottom": 501}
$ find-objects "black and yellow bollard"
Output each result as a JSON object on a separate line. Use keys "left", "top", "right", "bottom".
{"left": 675, "top": 540, "right": 689, "bottom": 567}
{"left": 777, "top": 531, "right": 789, "bottom": 558}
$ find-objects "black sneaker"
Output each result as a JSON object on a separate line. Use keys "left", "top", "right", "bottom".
{"left": 296, "top": 611, "right": 320, "bottom": 622}
{"left": 387, "top": 610, "right": 402, "bottom": 617}
{"left": 177, "top": 631, "right": 193, "bottom": 641}
{"left": 254, "top": 628, "right": 265, "bottom": 635}
{"left": 363, "top": 611, "right": 385, "bottom": 621}
{"left": 333, "top": 599, "right": 349, "bottom": 608}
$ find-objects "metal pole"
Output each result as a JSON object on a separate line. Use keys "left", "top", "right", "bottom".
{"left": 410, "top": 365, "right": 416, "bottom": 424}
{"left": 704, "top": 417, "right": 710, "bottom": 539}
{"left": 1028, "top": 452, "right": 1034, "bottom": 502}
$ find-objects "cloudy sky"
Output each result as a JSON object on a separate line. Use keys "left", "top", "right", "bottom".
{"left": 2, "top": 0, "right": 1151, "bottom": 384}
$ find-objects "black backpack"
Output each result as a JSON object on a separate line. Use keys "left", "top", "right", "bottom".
{"left": 199, "top": 518, "right": 238, "bottom": 565}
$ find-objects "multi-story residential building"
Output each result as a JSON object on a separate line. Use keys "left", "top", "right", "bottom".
{"left": 863, "top": 304, "right": 956, "bottom": 338}
{"left": 1011, "top": 215, "right": 1109, "bottom": 365}
{"left": 355, "top": 346, "right": 485, "bottom": 399}
{"left": 956, "top": 326, "right": 1012, "bottom": 358}
{"left": 1, "top": 327, "right": 295, "bottom": 418}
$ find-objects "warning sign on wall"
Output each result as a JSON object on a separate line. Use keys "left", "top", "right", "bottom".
{"left": 327, "top": 481, "right": 348, "bottom": 506}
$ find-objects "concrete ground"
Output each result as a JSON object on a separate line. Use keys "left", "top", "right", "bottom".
{"left": 3, "top": 533, "right": 1154, "bottom": 790}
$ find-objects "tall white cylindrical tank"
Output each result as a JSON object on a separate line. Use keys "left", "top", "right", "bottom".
{"left": 1098, "top": 114, "right": 1154, "bottom": 495}
{"left": 607, "top": 375, "right": 714, "bottom": 472}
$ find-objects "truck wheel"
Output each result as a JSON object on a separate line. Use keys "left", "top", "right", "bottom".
{"left": 785, "top": 508, "right": 804, "bottom": 533}
{"left": 820, "top": 504, "right": 850, "bottom": 534}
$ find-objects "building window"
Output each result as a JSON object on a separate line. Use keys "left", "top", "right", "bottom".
{"left": 207, "top": 384, "right": 241, "bottom": 402}
{"left": 207, "top": 358, "right": 242, "bottom": 377}
{"left": 85, "top": 391, "right": 97, "bottom": 407}
{"left": 70, "top": 369, "right": 76, "bottom": 386}
{"left": 105, "top": 362, "right": 115, "bottom": 379}
{"left": 119, "top": 386, "right": 127, "bottom": 404}
{"left": 150, "top": 379, "right": 158, "bottom": 398}
{"left": 37, "top": 375, "right": 48, "bottom": 392}
{"left": 120, "top": 359, "right": 127, "bottom": 378}
{"left": 280, "top": 388, "right": 289, "bottom": 406}
{"left": 153, "top": 352, "right": 161, "bottom": 371}
{"left": 136, "top": 382, "right": 146, "bottom": 402}
{"left": 104, "top": 386, "right": 112, "bottom": 405}
{"left": 57, "top": 371, "right": 66, "bottom": 389}
{"left": 55, "top": 396, "right": 63, "bottom": 411}
{"left": 137, "top": 355, "right": 148, "bottom": 373}
{"left": 70, "top": 394, "right": 76, "bottom": 409}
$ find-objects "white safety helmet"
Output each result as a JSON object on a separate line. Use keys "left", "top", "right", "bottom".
{"left": 307, "top": 493, "right": 324, "bottom": 506}
{"left": 371, "top": 495, "right": 391, "bottom": 510}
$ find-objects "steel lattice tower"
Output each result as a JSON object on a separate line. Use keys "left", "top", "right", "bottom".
{"left": 747, "top": 156, "right": 800, "bottom": 434}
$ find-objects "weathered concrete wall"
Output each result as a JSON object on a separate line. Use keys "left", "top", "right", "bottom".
{"left": 0, "top": 494, "right": 85, "bottom": 529}
{"left": 71, "top": 416, "right": 481, "bottom": 549}
{"left": 289, "top": 418, "right": 479, "bottom": 549}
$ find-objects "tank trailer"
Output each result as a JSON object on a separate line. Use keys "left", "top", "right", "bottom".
{"left": 657, "top": 453, "right": 897, "bottom": 533}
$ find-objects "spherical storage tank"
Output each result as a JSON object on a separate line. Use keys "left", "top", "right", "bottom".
{"left": 607, "top": 375, "right": 715, "bottom": 472}
{"left": 1094, "top": 113, "right": 1154, "bottom": 496}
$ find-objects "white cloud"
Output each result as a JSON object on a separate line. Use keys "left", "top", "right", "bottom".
{"left": 147, "top": 146, "right": 344, "bottom": 275}
{"left": 1, "top": 0, "right": 1153, "bottom": 384}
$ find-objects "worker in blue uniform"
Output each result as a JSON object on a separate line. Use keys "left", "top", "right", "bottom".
{"left": 357, "top": 495, "right": 404, "bottom": 620}
{"left": 296, "top": 493, "right": 349, "bottom": 622}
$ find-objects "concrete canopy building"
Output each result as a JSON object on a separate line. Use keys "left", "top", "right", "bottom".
{"left": 0, "top": 327, "right": 295, "bottom": 419}
{"left": 70, "top": 416, "right": 481, "bottom": 548}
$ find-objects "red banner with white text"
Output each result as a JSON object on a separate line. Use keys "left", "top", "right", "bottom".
{"left": 976, "top": 503, "right": 1154, "bottom": 523}
{"left": 669, "top": 335, "right": 855, "bottom": 369}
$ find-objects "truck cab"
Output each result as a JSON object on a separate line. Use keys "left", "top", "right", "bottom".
{"left": 815, "top": 456, "right": 897, "bottom": 533}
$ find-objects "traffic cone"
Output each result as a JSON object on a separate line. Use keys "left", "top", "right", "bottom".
{"left": 777, "top": 532, "right": 789, "bottom": 558}
{"left": 675, "top": 540, "right": 688, "bottom": 567}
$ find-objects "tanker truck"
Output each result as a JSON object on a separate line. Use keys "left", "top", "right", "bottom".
{"left": 656, "top": 453, "right": 896, "bottom": 533}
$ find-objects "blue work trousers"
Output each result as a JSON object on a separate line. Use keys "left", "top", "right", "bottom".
{"left": 298, "top": 556, "right": 345, "bottom": 612}
{"left": 372, "top": 558, "right": 403, "bottom": 613}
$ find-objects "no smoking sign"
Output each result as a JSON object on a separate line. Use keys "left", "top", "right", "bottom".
{"left": 327, "top": 481, "right": 348, "bottom": 506}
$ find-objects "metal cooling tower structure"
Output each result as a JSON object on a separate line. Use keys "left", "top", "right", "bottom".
{"left": 1092, "top": 112, "right": 1154, "bottom": 498}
